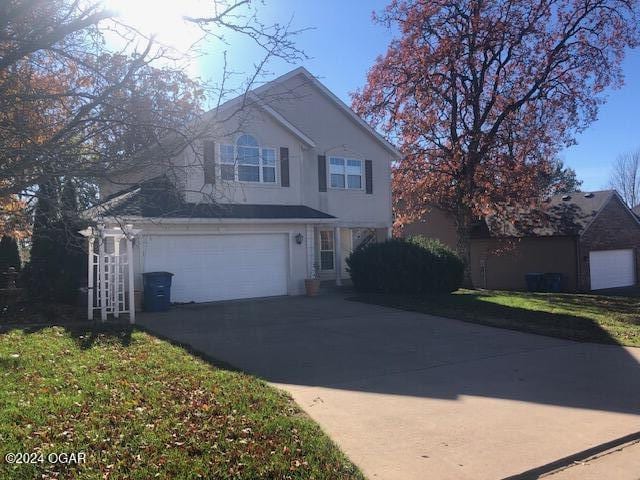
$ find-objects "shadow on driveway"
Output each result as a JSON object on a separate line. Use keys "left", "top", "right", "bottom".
{"left": 137, "top": 293, "right": 640, "bottom": 416}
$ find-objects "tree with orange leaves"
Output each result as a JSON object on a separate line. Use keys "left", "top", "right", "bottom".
{"left": 353, "top": 0, "right": 639, "bottom": 285}
{"left": 0, "top": 0, "right": 305, "bottom": 228}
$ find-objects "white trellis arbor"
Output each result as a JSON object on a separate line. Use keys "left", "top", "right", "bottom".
{"left": 79, "top": 224, "right": 141, "bottom": 323}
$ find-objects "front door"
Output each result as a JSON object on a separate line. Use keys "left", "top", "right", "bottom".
{"left": 319, "top": 230, "right": 335, "bottom": 271}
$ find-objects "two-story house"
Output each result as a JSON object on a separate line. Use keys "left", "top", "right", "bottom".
{"left": 91, "top": 67, "right": 400, "bottom": 303}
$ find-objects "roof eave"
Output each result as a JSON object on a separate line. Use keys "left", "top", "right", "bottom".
{"left": 578, "top": 190, "right": 616, "bottom": 237}
{"left": 210, "top": 67, "right": 401, "bottom": 159}
{"left": 97, "top": 215, "right": 337, "bottom": 225}
{"left": 285, "top": 68, "right": 402, "bottom": 158}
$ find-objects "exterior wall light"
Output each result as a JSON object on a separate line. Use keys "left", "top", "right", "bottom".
{"left": 295, "top": 233, "right": 304, "bottom": 245}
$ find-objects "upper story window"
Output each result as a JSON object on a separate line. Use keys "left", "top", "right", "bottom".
{"left": 220, "top": 134, "right": 277, "bottom": 183}
{"left": 329, "top": 157, "right": 362, "bottom": 189}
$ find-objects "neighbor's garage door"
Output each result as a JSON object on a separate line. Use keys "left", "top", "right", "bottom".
{"left": 143, "top": 233, "right": 288, "bottom": 303}
{"left": 589, "top": 249, "right": 636, "bottom": 290}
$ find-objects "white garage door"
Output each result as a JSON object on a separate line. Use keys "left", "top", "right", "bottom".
{"left": 589, "top": 249, "right": 635, "bottom": 290}
{"left": 143, "top": 233, "right": 289, "bottom": 303}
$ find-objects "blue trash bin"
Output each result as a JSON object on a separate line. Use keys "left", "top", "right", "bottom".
{"left": 543, "top": 273, "right": 563, "bottom": 292}
{"left": 524, "top": 273, "right": 544, "bottom": 292}
{"left": 143, "top": 272, "right": 174, "bottom": 312}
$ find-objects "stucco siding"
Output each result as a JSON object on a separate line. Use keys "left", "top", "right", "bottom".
{"left": 101, "top": 71, "right": 393, "bottom": 230}
{"left": 183, "top": 106, "right": 307, "bottom": 206}
{"left": 263, "top": 73, "right": 393, "bottom": 227}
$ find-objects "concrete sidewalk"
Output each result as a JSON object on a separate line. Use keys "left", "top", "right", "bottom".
{"left": 139, "top": 294, "right": 640, "bottom": 480}
{"left": 544, "top": 440, "right": 640, "bottom": 479}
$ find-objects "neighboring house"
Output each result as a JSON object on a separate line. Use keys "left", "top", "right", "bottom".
{"left": 90, "top": 67, "right": 399, "bottom": 303}
{"left": 404, "top": 191, "right": 640, "bottom": 291}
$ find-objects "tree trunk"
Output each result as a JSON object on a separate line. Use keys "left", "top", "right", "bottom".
{"left": 455, "top": 207, "right": 474, "bottom": 288}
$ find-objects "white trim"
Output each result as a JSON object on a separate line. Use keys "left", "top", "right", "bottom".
{"left": 287, "top": 232, "right": 294, "bottom": 289}
{"left": 87, "top": 237, "right": 94, "bottom": 320}
{"left": 334, "top": 226, "right": 342, "bottom": 286}
{"left": 249, "top": 94, "right": 316, "bottom": 148}
{"left": 212, "top": 67, "right": 399, "bottom": 158}
{"left": 324, "top": 221, "right": 390, "bottom": 229}
{"left": 126, "top": 238, "right": 135, "bottom": 324}
{"left": 250, "top": 68, "right": 401, "bottom": 158}
{"left": 141, "top": 229, "right": 294, "bottom": 236}
{"left": 113, "top": 238, "right": 120, "bottom": 319}
{"left": 305, "top": 224, "right": 315, "bottom": 277}
{"left": 319, "top": 229, "right": 335, "bottom": 271}
{"left": 210, "top": 93, "right": 316, "bottom": 148}
{"left": 98, "top": 237, "right": 107, "bottom": 322}
{"left": 219, "top": 136, "right": 278, "bottom": 185}
{"left": 328, "top": 156, "right": 364, "bottom": 191}
{"left": 100, "top": 215, "right": 337, "bottom": 225}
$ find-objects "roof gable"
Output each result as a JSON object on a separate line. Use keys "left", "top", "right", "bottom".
{"left": 212, "top": 67, "right": 400, "bottom": 158}
{"left": 204, "top": 92, "right": 316, "bottom": 148}
{"left": 581, "top": 191, "right": 640, "bottom": 235}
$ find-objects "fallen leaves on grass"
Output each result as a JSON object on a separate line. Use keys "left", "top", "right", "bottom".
{"left": 0, "top": 327, "right": 363, "bottom": 480}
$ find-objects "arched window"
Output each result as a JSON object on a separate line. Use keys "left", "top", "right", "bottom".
{"left": 220, "top": 134, "right": 276, "bottom": 183}
{"left": 237, "top": 134, "right": 258, "bottom": 147}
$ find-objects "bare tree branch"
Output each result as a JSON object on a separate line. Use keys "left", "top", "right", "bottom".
{"left": 610, "top": 149, "right": 640, "bottom": 208}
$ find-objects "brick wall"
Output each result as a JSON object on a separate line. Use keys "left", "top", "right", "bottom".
{"left": 578, "top": 195, "right": 640, "bottom": 290}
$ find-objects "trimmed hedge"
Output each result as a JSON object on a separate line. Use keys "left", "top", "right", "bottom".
{"left": 346, "top": 236, "right": 463, "bottom": 294}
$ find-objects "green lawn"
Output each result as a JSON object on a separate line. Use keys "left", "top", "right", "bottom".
{"left": 0, "top": 326, "right": 363, "bottom": 480}
{"left": 352, "top": 289, "right": 640, "bottom": 347}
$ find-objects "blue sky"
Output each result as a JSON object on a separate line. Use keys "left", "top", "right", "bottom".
{"left": 195, "top": 0, "right": 640, "bottom": 192}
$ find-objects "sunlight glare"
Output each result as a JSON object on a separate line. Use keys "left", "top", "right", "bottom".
{"left": 102, "top": 0, "right": 211, "bottom": 57}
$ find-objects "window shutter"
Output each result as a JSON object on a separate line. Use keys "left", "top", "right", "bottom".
{"left": 318, "top": 155, "right": 327, "bottom": 192}
{"left": 204, "top": 140, "right": 215, "bottom": 184}
{"left": 280, "top": 147, "right": 290, "bottom": 187}
{"left": 365, "top": 159, "right": 373, "bottom": 194}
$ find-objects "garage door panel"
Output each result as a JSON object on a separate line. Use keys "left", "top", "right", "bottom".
{"left": 589, "top": 249, "right": 635, "bottom": 290}
{"left": 143, "top": 233, "right": 288, "bottom": 303}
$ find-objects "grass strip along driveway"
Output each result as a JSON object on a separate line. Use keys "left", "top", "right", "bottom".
{"left": 0, "top": 326, "right": 363, "bottom": 480}
{"left": 352, "top": 289, "right": 640, "bottom": 347}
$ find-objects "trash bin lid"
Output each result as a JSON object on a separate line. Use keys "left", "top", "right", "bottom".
{"left": 143, "top": 271, "right": 174, "bottom": 277}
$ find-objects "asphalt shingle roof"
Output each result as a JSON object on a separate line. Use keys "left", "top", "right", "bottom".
{"left": 481, "top": 190, "right": 615, "bottom": 237}
{"left": 86, "top": 177, "right": 335, "bottom": 220}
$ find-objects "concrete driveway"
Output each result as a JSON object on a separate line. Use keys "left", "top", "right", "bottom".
{"left": 139, "top": 293, "right": 640, "bottom": 480}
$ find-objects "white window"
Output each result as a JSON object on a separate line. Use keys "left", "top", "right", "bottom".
{"left": 220, "top": 134, "right": 277, "bottom": 183}
{"left": 329, "top": 157, "right": 362, "bottom": 189}
{"left": 220, "top": 144, "right": 235, "bottom": 180}
{"left": 237, "top": 134, "right": 260, "bottom": 182}
{"left": 262, "top": 148, "right": 276, "bottom": 183}
{"left": 319, "top": 230, "right": 335, "bottom": 270}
